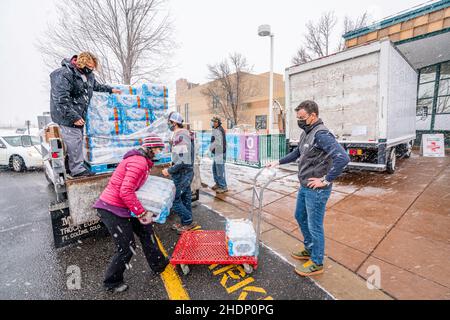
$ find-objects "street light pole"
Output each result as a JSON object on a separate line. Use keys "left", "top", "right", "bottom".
{"left": 269, "top": 34, "right": 274, "bottom": 134}
{"left": 258, "top": 24, "right": 274, "bottom": 134}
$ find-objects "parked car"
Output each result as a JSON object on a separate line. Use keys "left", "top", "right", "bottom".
{"left": 0, "top": 130, "right": 43, "bottom": 172}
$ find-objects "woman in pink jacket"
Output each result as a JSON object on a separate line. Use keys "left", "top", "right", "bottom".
{"left": 94, "top": 134, "right": 168, "bottom": 293}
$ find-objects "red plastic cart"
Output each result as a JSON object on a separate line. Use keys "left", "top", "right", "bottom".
{"left": 170, "top": 167, "right": 277, "bottom": 275}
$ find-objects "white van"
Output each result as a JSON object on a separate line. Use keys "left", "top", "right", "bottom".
{"left": 0, "top": 130, "right": 43, "bottom": 172}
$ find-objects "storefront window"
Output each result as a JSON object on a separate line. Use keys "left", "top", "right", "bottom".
{"left": 419, "top": 65, "right": 437, "bottom": 83}
{"left": 440, "top": 62, "right": 450, "bottom": 80}
{"left": 416, "top": 98, "right": 433, "bottom": 117}
{"left": 437, "top": 96, "right": 450, "bottom": 114}
{"left": 418, "top": 82, "right": 435, "bottom": 99}
{"left": 438, "top": 79, "right": 450, "bottom": 96}
{"left": 417, "top": 61, "right": 450, "bottom": 116}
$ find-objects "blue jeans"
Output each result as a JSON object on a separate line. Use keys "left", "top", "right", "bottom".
{"left": 172, "top": 170, "right": 194, "bottom": 225}
{"left": 294, "top": 185, "right": 332, "bottom": 265}
{"left": 212, "top": 156, "right": 227, "bottom": 189}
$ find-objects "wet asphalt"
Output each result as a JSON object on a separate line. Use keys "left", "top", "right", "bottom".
{"left": 0, "top": 167, "right": 331, "bottom": 300}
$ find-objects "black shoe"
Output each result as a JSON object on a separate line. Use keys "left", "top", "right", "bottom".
{"left": 153, "top": 259, "right": 170, "bottom": 275}
{"left": 106, "top": 283, "right": 129, "bottom": 294}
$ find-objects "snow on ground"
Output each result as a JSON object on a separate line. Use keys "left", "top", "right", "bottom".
{"left": 199, "top": 157, "right": 296, "bottom": 190}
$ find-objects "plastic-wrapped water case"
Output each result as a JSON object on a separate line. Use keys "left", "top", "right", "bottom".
{"left": 153, "top": 109, "right": 167, "bottom": 119}
{"left": 136, "top": 176, "right": 176, "bottom": 224}
{"left": 122, "top": 117, "right": 171, "bottom": 141}
{"left": 122, "top": 107, "right": 154, "bottom": 121}
{"left": 226, "top": 219, "right": 257, "bottom": 257}
{"left": 113, "top": 85, "right": 140, "bottom": 96}
{"left": 90, "top": 93, "right": 111, "bottom": 108}
{"left": 111, "top": 94, "right": 145, "bottom": 108}
{"left": 143, "top": 96, "right": 167, "bottom": 110}
{"left": 85, "top": 146, "right": 130, "bottom": 164}
{"left": 142, "top": 83, "right": 167, "bottom": 97}
{"left": 86, "top": 136, "right": 122, "bottom": 149}
{"left": 86, "top": 119, "right": 121, "bottom": 136}
{"left": 87, "top": 106, "right": 121, "bottom": 122}
{"left": 122, "top": 120, "right": 152, "bottom": 135}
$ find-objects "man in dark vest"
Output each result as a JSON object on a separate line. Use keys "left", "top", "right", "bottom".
{"left": 268, "top": 100, "right": 350, "bottom": 277}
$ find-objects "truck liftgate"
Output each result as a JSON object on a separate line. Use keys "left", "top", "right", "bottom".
{"left": 39, "top": 119, "right": 200, "bottom": 248}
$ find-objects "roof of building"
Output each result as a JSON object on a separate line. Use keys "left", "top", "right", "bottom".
{"left": 343, "top": 0, "right": 450, "bottom": 40}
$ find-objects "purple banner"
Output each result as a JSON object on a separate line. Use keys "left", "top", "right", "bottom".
{"left": 239, "top": 135, "right": 259, "bottom": 164}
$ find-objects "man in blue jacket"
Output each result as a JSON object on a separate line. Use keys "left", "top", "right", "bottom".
{"left": 162, "top": 112, "right": 197, "bottom": 234}
{"left": 268, "top": 100, "right": 350, "bottom": 277}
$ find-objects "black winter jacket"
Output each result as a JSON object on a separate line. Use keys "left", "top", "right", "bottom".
{"left": 210, "top": 126, "right": 227, "bottom": 155}
{"left": 49, "top": 56, "right": 113, "bottom": 128}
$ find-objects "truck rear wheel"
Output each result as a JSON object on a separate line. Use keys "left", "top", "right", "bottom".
{"left": 386, "top": 148, "right": 396, "bottom": 174}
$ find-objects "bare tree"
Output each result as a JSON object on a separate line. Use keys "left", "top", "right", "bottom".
{"left": 292, "top": 47, "right": 312, "bottom": 65}
{"left": 337, "top": 12, "right": 372, "bottom": 51}
{"left": 37, "top": 0, "right": 176, "bottom": 85}
{"left": 201, "top": 53, "right": 259, "bottom": 127}
{"left": 291, "top": 11, "right": 337, "bottom": 65}
{"left": 292, "top": 11, "right": 371, "bottom": 65}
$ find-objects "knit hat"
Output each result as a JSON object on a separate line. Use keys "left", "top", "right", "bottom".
{"left": 169, "top": 111, "right": 183, "bottom": 124}
{"left": 142, "top": 134, "right": 165, "bottom": 149}
{"left": 211, "top": 116, "right": 222, "bottom": 125}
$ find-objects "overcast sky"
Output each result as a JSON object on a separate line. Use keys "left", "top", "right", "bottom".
{"left": 0, "top": 0, "right": 425, "bottom": 127}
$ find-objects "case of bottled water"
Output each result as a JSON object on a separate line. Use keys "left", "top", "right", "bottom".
{"left": 142, "top": 83, "right": 167, "bottom": 97}
{"left": 87, "top": 106, "right": 120, "bottom": 122}
{"left": 136, "top": 176, "right": 176, "bottom": 224}
{"left": 122, "top": 107, "right": 154, "bottom": 121}
{"left": 226, "top": 219, "right": 257, "bottom": 257}
{"left": 86, "top": 119, "right": 122, "bottom": 136}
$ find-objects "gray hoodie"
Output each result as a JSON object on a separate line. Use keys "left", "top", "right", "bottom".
{"left": 168, "top": 128, "right": 194, "bottom": 175}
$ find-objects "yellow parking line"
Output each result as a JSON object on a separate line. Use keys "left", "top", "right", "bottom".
{"left": 155, "top": 235, "right": 190, "bottom": 300}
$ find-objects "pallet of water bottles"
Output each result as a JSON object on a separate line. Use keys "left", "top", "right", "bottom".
{"left": 83, "top": 83, "right": 171, "bottom": 172}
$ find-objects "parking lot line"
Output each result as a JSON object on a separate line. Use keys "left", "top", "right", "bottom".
{"left": 155, "top": 235, "right": 190, "bottom": 300}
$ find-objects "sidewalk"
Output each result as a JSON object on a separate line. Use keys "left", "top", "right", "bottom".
{"left": 197, "top": 151, "right": 450, "bottom": 300}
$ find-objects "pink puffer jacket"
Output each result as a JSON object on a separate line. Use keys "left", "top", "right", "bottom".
{"left": 98, "top": 149, "right": 153, "bottom": 215}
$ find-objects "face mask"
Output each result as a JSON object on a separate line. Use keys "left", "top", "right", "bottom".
{"left": 297, "top": 115, "right": 312, "bottom": 131}
{"left": 210, "top": 121, "right": 215, "bottom": 128}
{"left": 168, "top": 123, "right": 175, "bottom": 132}
{"left": 82, "top": 67, "right": 93, "bottom": 75}
{"left": 153, "top": 152, "right": 163, "bottom": 161}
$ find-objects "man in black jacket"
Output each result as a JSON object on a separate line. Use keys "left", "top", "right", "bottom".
{"left": 49, "top": 52, "right": 121, "bottom": 177}
{"left": 209, "top": 116, "right": 228, "bottom": 193}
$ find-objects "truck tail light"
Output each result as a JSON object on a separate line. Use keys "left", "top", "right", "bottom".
{"left": 348, "top": 149, "right": 363, "bottom": 156}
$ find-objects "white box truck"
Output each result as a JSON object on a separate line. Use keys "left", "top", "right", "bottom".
{"left": 285, "top": 39, "right": 418, "bottom": 173}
